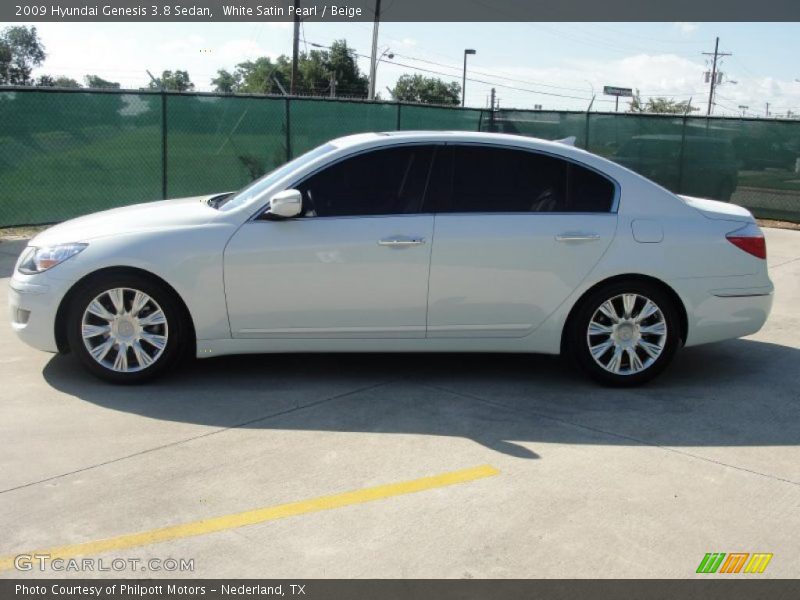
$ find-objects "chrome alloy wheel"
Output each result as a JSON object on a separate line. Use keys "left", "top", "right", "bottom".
{"left": 80, "top": 287, "right": 168, "bottom": 373}
{"left": 586, "top": 293, "right": 667, "bottom": 376}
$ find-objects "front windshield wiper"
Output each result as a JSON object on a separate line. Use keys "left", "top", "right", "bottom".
{"left": 205, "top": 192, "right": 235, "bottom": 209}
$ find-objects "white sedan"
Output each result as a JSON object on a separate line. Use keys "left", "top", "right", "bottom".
{"left": 9, "top": 132, "right": 773, "bottom": 385}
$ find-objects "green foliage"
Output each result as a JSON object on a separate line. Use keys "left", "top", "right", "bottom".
{"left": 36, "top": 75, "right": 81, "bottom": 88}
{"left": 211, "top": 40, "right": 368, "bottom": 97}
{"left": 84, "top": 74, "right": 121, "bottom": 89}
{"left": 0, "top": 26, "right": 46, "bottom": 86}
{"left": 149, "top": 70, "right": 195, "bottom": 92}
{"left": 628, "top": 89, "right": 698, "bottom": 114}
{"left": 211, "top": 69, "right": 240, "bottom": 93}
{"left": 389, "top": 74, "right": 461, "bottom": 105}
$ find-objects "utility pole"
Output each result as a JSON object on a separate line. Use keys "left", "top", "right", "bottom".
{"left": 290, "top": 0, "right": 300, "bottom": 94}
{"left": 703, "top": 37, "right": 732, "bottom": 116}
{"left": 489, "top": 87, "right": 496, "bottom": 132}
{"left": 329, "top": 72, "right": 337, "bottom": 98}
{"left": 765, "top": 102, "right": 770, "bottom": 118}
{"left": 461, "top": 48, "right": 476, "bottom": 107}
{"left": 367, "top": 0, "right": 381, "bottom": 100}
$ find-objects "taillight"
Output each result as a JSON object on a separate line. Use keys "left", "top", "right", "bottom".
{"left": 726, "top": 223, "right": 766, "bottom": 259}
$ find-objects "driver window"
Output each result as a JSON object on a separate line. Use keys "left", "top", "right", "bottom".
{"left": 296, "top": 146, "right": 435, "bottom": 217}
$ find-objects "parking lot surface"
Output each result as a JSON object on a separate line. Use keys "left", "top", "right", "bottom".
{"left": 1, "top": 228, "right": 799, "bottom": 578}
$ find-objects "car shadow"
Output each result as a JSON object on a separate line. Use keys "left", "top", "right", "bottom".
{"left": 41, "top": 338, "right": 800, "bottom": 459}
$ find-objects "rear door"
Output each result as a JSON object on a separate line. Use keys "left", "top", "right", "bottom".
{"left": 426, "top": 144, "right": 618, "bottom": 338}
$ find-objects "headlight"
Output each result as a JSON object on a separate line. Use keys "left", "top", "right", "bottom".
{"left": 18, "top": 243, "right": 88, "bottom": 274}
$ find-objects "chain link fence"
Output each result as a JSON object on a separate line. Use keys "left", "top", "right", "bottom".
{"left": 487, "top": 109, "right": 800, "bottom": 222}
{"left": 1, "top": 87, "right": 799, "bottom": 226}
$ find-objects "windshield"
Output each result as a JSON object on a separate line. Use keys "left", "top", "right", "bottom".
{"left": 218, "top": 143, "right": 337, "bottom": 212}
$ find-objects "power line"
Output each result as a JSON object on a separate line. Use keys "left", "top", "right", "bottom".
{"left": 308, "top": 40, "right": 618, "bottom": 104}
{"left": 375, "top": 49, "right": 703, "bottom": 100}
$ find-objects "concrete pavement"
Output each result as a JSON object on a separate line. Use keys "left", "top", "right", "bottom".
{"left": 0, "top": 229, "right": 798, "bottom": 578}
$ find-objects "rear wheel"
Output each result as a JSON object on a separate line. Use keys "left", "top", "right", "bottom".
{"left": 567, "top": 282, "right": 680, "bottom": 386}
{"left": 66, "top": 274, "right": 187, "bottom": 383}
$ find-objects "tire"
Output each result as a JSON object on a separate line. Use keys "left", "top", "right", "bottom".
{"left": 566, "top": 281, "right": 681, "bottom": 386}
{"left": 66, "top": 273, "right": 188, "bottom": 384}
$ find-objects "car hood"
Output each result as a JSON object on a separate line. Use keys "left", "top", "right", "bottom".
{"left": 30, "top": 195, "right": 223, "bottom": 246}
{"left": 678, "top": 195, "right": 755, "bottom": 223}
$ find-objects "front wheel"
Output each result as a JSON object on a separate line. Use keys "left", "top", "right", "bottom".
{"left": 66, "top": 274, "right": 187, "bottom": 383}
{"left": 567, "top": 282, "right": 681, "bottom": 386}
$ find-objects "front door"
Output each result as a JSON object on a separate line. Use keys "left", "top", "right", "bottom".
{"left": 224, "top": 145, "right": 437, "bottom": 339}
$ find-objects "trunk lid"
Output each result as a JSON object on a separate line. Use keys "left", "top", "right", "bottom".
{"left": 678, "top": 194, "right": 755, "bottom": 223}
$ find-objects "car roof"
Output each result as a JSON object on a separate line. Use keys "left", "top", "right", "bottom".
{"left": 328, "top": 130, "right": 591, "bottom": 160}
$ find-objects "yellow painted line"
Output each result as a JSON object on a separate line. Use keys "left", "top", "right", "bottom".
{"left": 0, "top": 464, "right": 498, "bottom": 572}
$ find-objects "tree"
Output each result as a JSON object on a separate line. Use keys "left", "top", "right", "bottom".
{"left": 211, "top": 69, "right": 241, "bottom": 93}
{"left": 0, "top": 26, "right": 46, "bottom": 85}
{"left": 389, "top": 74, "right": 461, "bottom": 105}
{"left": 212, "top": 40, "right": 368, "bottom": 97}
{"left": 311, "top": 40, "right": 368, "bottom": 96}
{"left": 84, "top": 74, "right": 120, "bottom": 89}
{"left": 628, "top": 89, "right": 698, "bottom": 114}
{"left": 149, "top": 70, "right": 194, "bottom": 92}
{"left": 36, "top": 75, "right": 81, "bottom": 88}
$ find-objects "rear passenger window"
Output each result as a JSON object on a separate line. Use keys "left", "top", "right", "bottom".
{"left": 436, "top": 145, "right": 615, "bottom": 213}
{"left": 568, "top": 162, "right": 616, "bottom": 212}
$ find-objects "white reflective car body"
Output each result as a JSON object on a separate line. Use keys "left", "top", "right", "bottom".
{"left": 9, "top": 131, "right": 773, "bottom": 384}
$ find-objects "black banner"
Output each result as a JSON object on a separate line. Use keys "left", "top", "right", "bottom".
{"left": 3, "top": 580, "right": 800, "bottom": 600}
{"left": 4, "top": 0, "right": 800, "bottom": 22}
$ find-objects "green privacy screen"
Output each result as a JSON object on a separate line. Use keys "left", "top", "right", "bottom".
{"left": 1, "top": 88, "right": 800, "bottom": 226}
{"left": 487, "top": 109, "right": 800, "bottom": 221}
{"left": 166, "top": 94, "right": 287, "bottom": 198}
{"left": 0, "top": 90, "right": 162, "bottom": 225}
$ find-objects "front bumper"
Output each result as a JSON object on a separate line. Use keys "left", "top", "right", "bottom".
{"left": 8, "top": 278, "right": 63, "bottom": 353}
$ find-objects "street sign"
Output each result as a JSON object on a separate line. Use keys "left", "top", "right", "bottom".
{"left": 603, "top": 86, "right": 633, "bottom": 97}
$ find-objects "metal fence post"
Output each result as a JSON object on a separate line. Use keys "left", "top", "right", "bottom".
{"left": 677, "top": 114, "right": 688, "bottom": 194}
{"left": 584, "top": 111, "right": 591, "bottom": 151}
{"left": 161, "top": 91, "right": 168, "bottom": 199}
{"left": 285, "top": 97, "right": 292, "bottom": 162}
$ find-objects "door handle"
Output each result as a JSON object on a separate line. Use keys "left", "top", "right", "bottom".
{"left": 555, "top": 232, "right": 601, "bottom": 242}
{"left": 378, "top": 237, "right": 426, "bottom": 247}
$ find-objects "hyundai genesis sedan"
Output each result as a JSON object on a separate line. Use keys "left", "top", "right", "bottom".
{"left": 9, "top": 132, "right": 773, "bottom": 385}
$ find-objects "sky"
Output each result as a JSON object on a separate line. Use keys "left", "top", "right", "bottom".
{"left": 18, "top": 21, "right": 800, "bottom": 117}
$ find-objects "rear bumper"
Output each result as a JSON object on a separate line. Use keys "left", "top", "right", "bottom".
{"left": 684, "top": 288, "right": 773, "bottom": 347}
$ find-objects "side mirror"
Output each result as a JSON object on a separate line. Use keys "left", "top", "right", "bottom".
{"left": 266, "top": 189, "right": 302, "bottom": 219}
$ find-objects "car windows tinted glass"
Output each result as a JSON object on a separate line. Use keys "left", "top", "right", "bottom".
{"left": 440, "top": 145, "right": 615, "bottom": 213}
{"left": 448, "top": 146, "right": 568, "bottom": 213}
{"left": 219, "top": 143, "right": 336, "bottom": 212}
{"left": 297, "top": 146, "right": 435, "bottom": 217}
{"left": 568, "top": 162, "right": 616, "bottom": 212}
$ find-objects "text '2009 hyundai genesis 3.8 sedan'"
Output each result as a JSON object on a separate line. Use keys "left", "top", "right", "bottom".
{"left": 9, "top": 132, "right": 773, "bottom": 385}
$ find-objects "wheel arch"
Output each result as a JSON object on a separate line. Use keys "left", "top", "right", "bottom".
{"left": 560, "top": 273, "right": 688, "bottom": 353}
{"left": 54, "top": 266, "right": 197, "bottom": 355}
